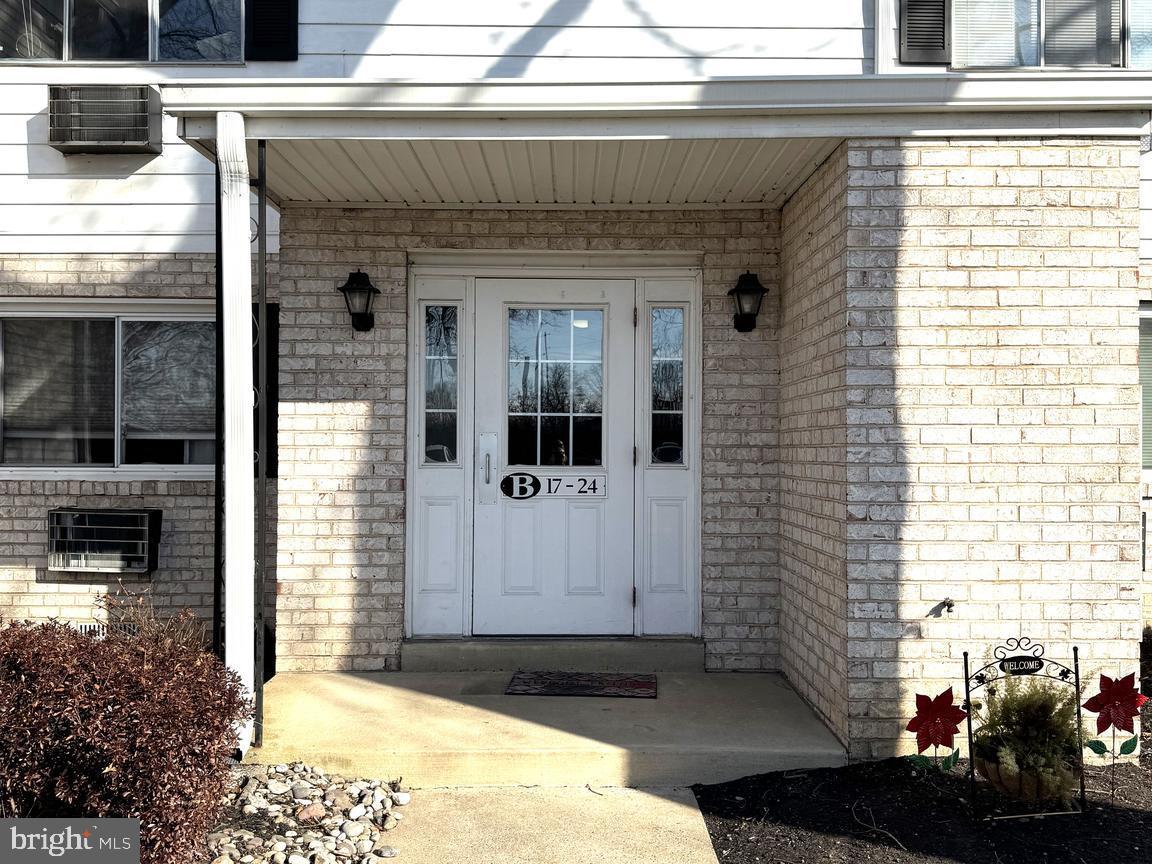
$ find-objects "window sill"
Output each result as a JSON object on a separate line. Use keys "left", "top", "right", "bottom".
{"left": 0, "top": 466, "right": 215, "bottom": 482}
{"left": 0, "top": 59, "right": 246, "bottom": 67}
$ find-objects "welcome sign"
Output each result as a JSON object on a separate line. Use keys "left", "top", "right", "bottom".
{"left": 2, "top": 819, "right": 139, "bottom": 864}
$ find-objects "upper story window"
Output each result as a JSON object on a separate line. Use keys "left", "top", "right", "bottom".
{"left": 1, "top": 0, "right": 242, "bottom": 62}
{"left": 902, "top": 0, "right": 1152, "bottom": 68}
{"left": 953, "top": 0, "right": 1151, "bottom": 67}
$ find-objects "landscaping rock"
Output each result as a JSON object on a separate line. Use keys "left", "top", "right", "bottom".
{"left": 207, "top": 764, "right": 411, "bottom": 864}
{"left": 296, "top": 802, "right": 326, "bottom": 823}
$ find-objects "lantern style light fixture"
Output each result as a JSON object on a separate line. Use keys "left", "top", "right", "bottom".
{"left": 337, "top": 269, "right": 380, "bottom": 332}
{"left": 727, "top": 271, "right": 767, "bottom": 332}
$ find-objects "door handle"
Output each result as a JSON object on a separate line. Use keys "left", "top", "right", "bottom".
{"left": 485, "top": 453, "right": 491, "bottom": 484}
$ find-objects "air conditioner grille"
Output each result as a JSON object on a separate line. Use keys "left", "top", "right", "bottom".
{"left": 48, "top": 86, "right": 160, "bottom": 154}
{"left": 48, "top": 508, "right": 162, "bottom": 575}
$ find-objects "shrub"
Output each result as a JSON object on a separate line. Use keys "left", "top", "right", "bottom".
{"left": 972, "top": 676, "right": 1081, "bottom": 801}
{"left": 0, "top": 609, "right": 250, "bottom": 864}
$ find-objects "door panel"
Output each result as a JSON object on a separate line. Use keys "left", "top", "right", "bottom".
{"left": 472, "top": 278, "right": 635, "bottom": 635}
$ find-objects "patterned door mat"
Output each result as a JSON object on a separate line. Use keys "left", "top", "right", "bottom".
{"left": 504, "top": 671, "right": 657, "bottom": 698}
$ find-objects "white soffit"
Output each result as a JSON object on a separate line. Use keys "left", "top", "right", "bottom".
{"left": 245, "top": 137, "right": 840, "bottom": 207}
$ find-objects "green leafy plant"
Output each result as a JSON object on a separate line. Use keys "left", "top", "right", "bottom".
{"left": 971, "top": 676, "right": 1081, "bottom": 803}
{"left": 0, "top": 608, "right": 250, "bottom": 864}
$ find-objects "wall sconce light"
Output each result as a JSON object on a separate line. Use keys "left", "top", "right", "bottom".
{"left": 337, "top": 269, "right": 380, "bottom": 332}
{"left": 727, "top": 271, "right": 767, "bottom": 332}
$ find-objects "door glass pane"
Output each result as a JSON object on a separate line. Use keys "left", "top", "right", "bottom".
{"left": 159, "top": 0, "right": 242, "bottom": 61}
{"left": 651, "top": 308, "right": 685, "bottom": 465}
{"left": 0, "top": 318, "right": 115, "bottom": 465}
{"left": 0, "top": 0, "right": 64, "bottom": 59}
{"left": 540, "top": 363, "right": 570, "bottom": 413}
{"left": 507, "top": 308, "right": 603, "bottom": 466}
{"left": 508, "top": 416, "right": 538, "bottom": 465}
{"left": 424, "top": 305, "right": 458, "bottom": 463}
{"left": 71, "top": 0, "right": 149, "bottom": 59}
{"left": 540, "top": 416, "right": 570, "bottom": 466}
{"left": 572, "top": 416, "right": 602, "bottom": 466}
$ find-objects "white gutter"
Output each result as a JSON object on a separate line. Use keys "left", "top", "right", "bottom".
{"left": 161, "top": 74, "right": 1152, "bottom": 119}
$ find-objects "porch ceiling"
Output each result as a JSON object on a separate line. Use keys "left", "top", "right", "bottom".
{"left": 243, "top": 137, "right": 840, "bottom": 208}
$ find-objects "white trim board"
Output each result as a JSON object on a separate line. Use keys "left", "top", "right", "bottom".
{"left": 405, "top": 261, "right": 703, "bottom": 639}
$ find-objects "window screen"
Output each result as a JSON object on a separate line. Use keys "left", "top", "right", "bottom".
{"left": 0, "top": 319, "right": 115, "bottom": 465}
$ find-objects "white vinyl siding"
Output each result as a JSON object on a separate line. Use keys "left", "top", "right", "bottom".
{"left": 0, "top": 84, "right": 278, "bottom": 254}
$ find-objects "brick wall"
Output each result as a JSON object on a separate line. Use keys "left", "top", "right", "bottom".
{"left": 0, "top": 482, "right": 215, "bottom": 623}
{"left": 0, "top": 253, "right": 218, "bottom": 626}
{"left": 841, "top": 137, "right": 1144, "bottom": 758}
{"left": 274, "top": 208, "right": 781, "bottom": 671}
{"left": 779, "top": 145, "right": 851, "bottom": 744}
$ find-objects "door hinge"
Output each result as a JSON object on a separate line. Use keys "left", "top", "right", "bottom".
{"left": 632, "top": 586, "right": 637, "bottom": 607}
{"left": 633, "top": 306, "right": 638, "bottom": 327}
{"left": 633, "top": 445, "right": 638, "bottom": 466}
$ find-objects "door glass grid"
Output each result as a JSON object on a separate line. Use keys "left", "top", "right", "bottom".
{"left": 651, "top": 307, "right": 685, "bottom": 465}
{"left": 507, "top": 308, "right": 603, "bottom": 466}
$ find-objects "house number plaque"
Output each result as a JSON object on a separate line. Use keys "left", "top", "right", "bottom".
{"left": 500, "top": 473, "right": 607, "bottom": 499}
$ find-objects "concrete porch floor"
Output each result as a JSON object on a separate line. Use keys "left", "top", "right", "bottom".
{"left": 252, "top": 671, "right": 846, "bottom": 787}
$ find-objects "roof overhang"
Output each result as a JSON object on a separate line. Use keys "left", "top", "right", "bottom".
{"left": 165, "top": 75, "right": 1150, "bottom": 207}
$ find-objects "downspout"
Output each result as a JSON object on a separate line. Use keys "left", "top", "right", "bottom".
{"left": 253, "top": 140, "right": 268, "bottom": 747}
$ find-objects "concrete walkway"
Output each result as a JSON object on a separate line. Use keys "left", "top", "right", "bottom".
{"left": 255, "top": 671, "right": 845, "bottom": 786}
{"left": 395, "top": 786, "right": 718, "bottom": 864}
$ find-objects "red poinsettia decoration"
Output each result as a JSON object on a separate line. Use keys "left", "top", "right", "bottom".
{"left": 906, "top": 688, "right": 968, "bottom": 753}
{"left": 1083, "top": 672, "right": 1149, "bottom": 735}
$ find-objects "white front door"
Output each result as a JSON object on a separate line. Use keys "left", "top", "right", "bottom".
{"left": 472, "top": 278, "right": 635, "bottom": 635}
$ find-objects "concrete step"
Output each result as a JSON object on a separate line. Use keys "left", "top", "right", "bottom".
{"left": 254, "top": 671, "right": 846, "bottom": 787}
{"left": 400, "top": 638, "right": 704, "bottom": 673}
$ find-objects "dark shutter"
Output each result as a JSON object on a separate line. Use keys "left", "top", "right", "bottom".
{"left": 245, "top": 0, "right": 298, "bottom": 62}
{"left": 900, "top": 0, "right": 950, "bottom": 64}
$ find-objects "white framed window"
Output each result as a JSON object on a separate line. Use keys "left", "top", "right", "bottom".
{"left": 0, "top": 304, "right": 215, "bottom": 476}
{"left": 952, "top": 0, "right": 1152, "bottom": 68}
{"left": 1, "top": 0, "right": 242, "bottom": 62}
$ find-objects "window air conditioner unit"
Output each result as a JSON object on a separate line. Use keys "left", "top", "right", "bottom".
{"left": 48, "top": 85, "right": 162, "bottom": 155}
{"left": 48, "top": 508, "right": 163, "bottom": 575}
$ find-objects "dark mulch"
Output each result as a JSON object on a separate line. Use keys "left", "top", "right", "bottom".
{"left": 693, "top": 638, "right": 1152, "bottom": 864}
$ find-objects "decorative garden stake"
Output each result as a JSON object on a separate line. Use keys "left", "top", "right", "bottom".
{"left": 1082, "top": 672, "right": 1148, "bottom": 804}
{"left": 962, "top": 638, "right": 1086, "bottom": 819}
{"left": 906, "top": 688, "right": 966, "bottom": 772}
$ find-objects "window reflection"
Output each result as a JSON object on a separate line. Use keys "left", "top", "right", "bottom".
{"left": 159, "top": 0, "right": 242, "bottom": 61}
{"left": 507, "top": 308, "right": 603, "bottom": 466}
{"left": 651, "top": 308, "right": 684, "bottom": 465}
{"left": 0, "top": 0, "right": 64, "bottom": 59}
{"left": 71, "top": 0, "right": 149, "bottom": 60}
{"left": 424, "top": 306, "right": 458, "bottom": 463}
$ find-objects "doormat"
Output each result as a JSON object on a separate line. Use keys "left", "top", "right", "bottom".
{"left": 504, "top": 671, "right": 657, "bottom": 698}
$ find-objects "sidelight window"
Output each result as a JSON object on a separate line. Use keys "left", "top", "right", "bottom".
{"left": 650, "top": 307, "right": 685, "bottom": 466}
{"left": 423, "top": 305, "right": 459, "bottom": 464}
